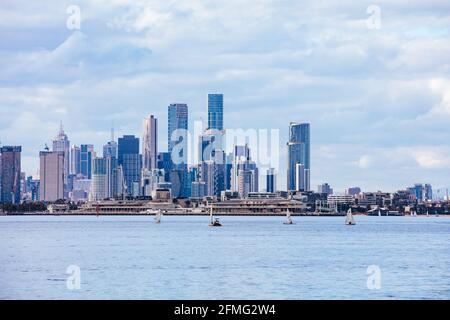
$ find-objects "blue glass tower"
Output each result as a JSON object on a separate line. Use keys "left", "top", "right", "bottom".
{"left": 207, "top": 94, "right": 223, "bottom": 130}
{"left": 80, "top": 144, "right": 94, "bottom": 179}
{"left": 168, "top": 103, "right": 188, "bottom": 156}
{"left": 287, "top": 123, "right": 310, "bottom": 191}
{"left": 118, "top": 135, "right": 141, "bottom": 196}
{"left": 167, "top": 104, "right": 189, "bottom": 198}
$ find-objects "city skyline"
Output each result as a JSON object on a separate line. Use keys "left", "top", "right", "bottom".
{"left": 0, "top": 101, "right": 444, "bottom": 197}
{"left": 1, "top": 1, "right": 450, "bottom": 193}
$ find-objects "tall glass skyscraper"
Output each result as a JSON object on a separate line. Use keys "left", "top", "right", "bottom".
{"left": 80, "top": 144, "right": 95, "bottom": 179}
{"left": 287, "top": 123, "right": 310, "bottom": 191}
{"left": 70, "top": 145, "right": 81, "bottom": 175}
{"left": 0, "top": 146, "right": 21, "bottom": 204}
{"left": 207, "top": 94, "right": 224, "bottom": 130}
{"left": 168, "top": 103, "right": 188, "bottom": 157}
{"left": 118, "top": 135, "right": 141, "bottom": 196}
{"left": 168, "top": 104, "right": 189, "bottom": 198}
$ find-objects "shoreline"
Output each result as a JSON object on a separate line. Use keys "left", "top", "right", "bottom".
{"left": 3, "top": 212, "right": 446, "bottom": 217}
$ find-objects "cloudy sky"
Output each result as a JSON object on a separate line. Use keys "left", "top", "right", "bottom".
{"left": 1, "top": 0, "right": 450, "bottom": 194}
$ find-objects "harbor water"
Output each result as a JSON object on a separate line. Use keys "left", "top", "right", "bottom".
{"left": 0, "top": 215, "right": 449, "bottom": 299}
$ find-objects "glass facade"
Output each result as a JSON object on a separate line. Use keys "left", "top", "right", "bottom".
{"left": 168, "top": 103, "right": 188, "bottom": 157}
{"left": 207, "top": 94, "right": 223, "bottom": 130}
{"left": 118, "top": 135, "right": 141, "bottom": 196}
{"left": 80, "top": 144, "right": 94, "bottom": 179}
{"left": 287, "top": 123, "right": 310, "bottom": 191}
{"left": 0, "top": 146, "right": 21, "bottom": 204}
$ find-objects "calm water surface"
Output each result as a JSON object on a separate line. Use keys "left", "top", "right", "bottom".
{"left": 0, "top": 215, "right": 449, "bottom": 300}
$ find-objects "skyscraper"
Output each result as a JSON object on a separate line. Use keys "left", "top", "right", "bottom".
{"left": 39, "top": 151, "right": 64, "bottom": 202}
{"left": 52, "top": 122, "right": 70, "bottom": 196}
{"left": 0, "top": 146, "right": 21, "bottom": 204}
{"left": 266, "top": 168, "right": 276, "bottom": 193}
{"left": 102, "top": 132, "right": 119, "bottom": 198}
{"left": 287, "top": 123, "right": 310, "bottom": 191}
{"left": 70, "top": 145, "right": 81, "bottom": 175}
{"left": 168, "top": 104, "right": 189, "bottom": 198}
{"left": 231, "top": 145, "right": 258, "bottom": 198}
{"left": 318, "top": 183, "right": 333, "bottom": 195}
{"left": 200, "top": 158, "right": 226, "bottom": 198}
{"left": 103, "top": 141, "right": 118, "bottom": 159}
{"left": 103, "top": 128, "right": 118, "bottom": 159}
{"left": 118, "top": 135, "right": 141, "bottom": 196}
{"left": 91, "top": 157, "right": 107, "bottom": 201}
{"left": 142, "top": 115, "right": 158, "bottom": 170}
{"left": 207, "top": 94, "right": 224, "bottom": 130}
{"left": 80, "top": 144, "right": 95, "bottom": 179}
{"left": 168, "top": 103, "right": 188, "bottom": 156}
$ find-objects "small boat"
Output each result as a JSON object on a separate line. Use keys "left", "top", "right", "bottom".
{"left": 209, "top": 204, "right": 222, "bottom": 227}
{"left": 345, "top": 208, "right": 356, "bottom": 225}
{"left": 283, "top": 209, "right": 294, "bottom": 225}
{"left": 155, "top": 209, "right": 162, "bottom": 224}
{"left": 412, "top": 211, "right": 417, "bottom": 217}
{"left": 146, "top": 209, "right": 162, "bottom": 223}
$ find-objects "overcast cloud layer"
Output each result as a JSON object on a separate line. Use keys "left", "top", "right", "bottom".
{"left": 1, "top": 0, "right": 450, "bottom": 193}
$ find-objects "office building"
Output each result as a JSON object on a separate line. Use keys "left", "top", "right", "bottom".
{"left": 266, "top": 168, "right": 276, "bottom": 193}
{"left": 0, "top": 146, "right": 21, "bottom": 204}
{"left": 168, "top": 103, "right": 188, "bottom": 157}
{"left": 208, "top": 94, "right": 224, "bottom": 130}
{"left": 91, "top": 157, "right": 108, "bottom": 201}
{"left": 346, "top": 187, "right": 361, "bottom": 196}
{"left": 80, "top": 144, "right": 95, "bottom": 179}
{"left": 230, "top": 144, "right": 259, "bottom": 198}
{"left": 287, "top": 122, "right": 310, "bottom": 191}
{"left": 52, "top": 123, "right": 70, "bottom": 195}
{"left": 318, "top": 183, "right": 333, "bottom": 195}
{"left": 118, "top": 135, "right": 141, "bottom": 196}
{"left": 39, "top": 151, "right": 64, "bottom": 202}
{"left": 70, "top": 145, "right": 81, "bottom": 175}
{"left": 142, "top": 115, "right": 158, "bottom": 170}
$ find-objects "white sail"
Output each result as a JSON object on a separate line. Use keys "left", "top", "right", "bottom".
{"left": 345, "top": 209, "right": 355, "bottom": 225}
{"left": 154, "top": 209, "right": 161, "bottom": 223}
{"left": 284, "top": 208, "right": 293, "bottom": 224}
{"left": 210, "top": 204, "right": 214, "bottom": 224}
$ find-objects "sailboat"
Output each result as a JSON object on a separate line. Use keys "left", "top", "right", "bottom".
{"left": 154, "top": 209, "right": 162, "bottom": 224}
{"left": 209, "top": 204, "right": 222, "bottom": 227}
{"left": 345, "top": 208, "right": 356, "bottom": 225}
{"left": 283, "top": 208, "right": 293, "bottom": 225}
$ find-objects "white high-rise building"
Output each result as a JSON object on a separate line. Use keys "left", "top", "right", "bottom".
{"left": 142, "top": 115, "right": 158, "bottom": 170}
{"left": 231, "top": 144, "right": 258, "bottom": 198}
{"left": 90, "top": 158, "right": 108, "bottom": 201}
{"left": 52, "top": 122, "right": 70, "bottom": 196}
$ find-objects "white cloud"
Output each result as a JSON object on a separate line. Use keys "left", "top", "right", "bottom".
{"left": 1, "top": 0, "right": 450, "bottom": 192}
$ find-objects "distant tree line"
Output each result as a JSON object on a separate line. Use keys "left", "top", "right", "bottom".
{"left": 1, "top": 202, "right": 47, "bottom": 214}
